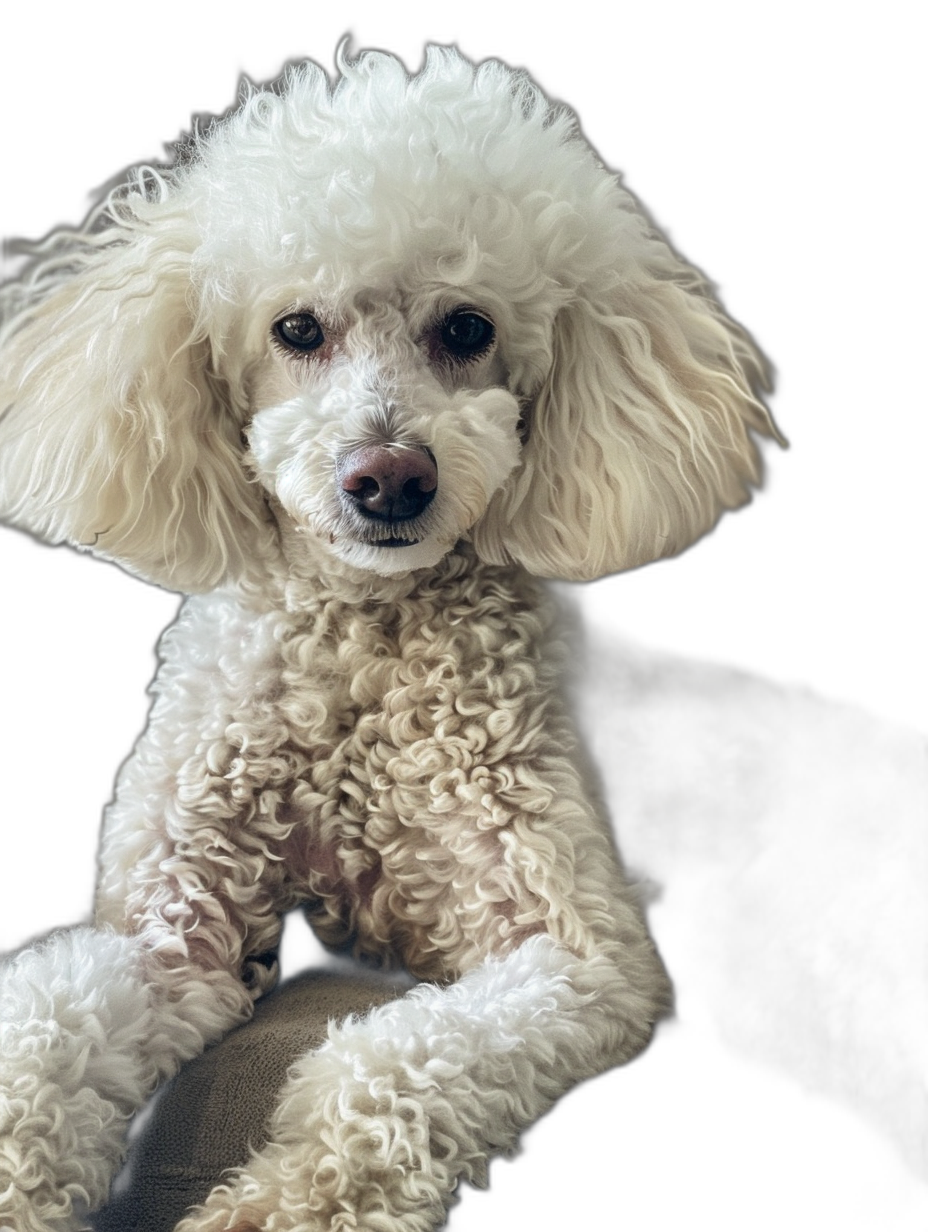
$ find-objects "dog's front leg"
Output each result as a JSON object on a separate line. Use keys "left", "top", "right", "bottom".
{"left": 175, "top": 930, "right": 666, "bottom": 1232}
{"left": 0, "top": 923, "right": 257, "bottom": 1232}
{"left": 0, "top": 592, "right": 299, "bottom": 1231}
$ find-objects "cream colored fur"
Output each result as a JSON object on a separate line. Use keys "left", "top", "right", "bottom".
{"left": 0, "top": 45, "right": 774, "bottom": 1232}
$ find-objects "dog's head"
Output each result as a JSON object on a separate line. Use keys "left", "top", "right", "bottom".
{"left": 0, "top": 46, "right": 776, "bottom": 591}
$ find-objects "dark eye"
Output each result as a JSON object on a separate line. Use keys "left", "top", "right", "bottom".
{"left": 438, "top": 310, "right": 495, "bottom": 359}
{"left": 274, "top": 312, "right": 325, "bottom": 353}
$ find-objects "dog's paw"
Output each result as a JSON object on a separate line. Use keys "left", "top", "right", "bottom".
{"left": 174, "top": 1206, "right": 265, "bottom": 1232}
{"left": 174, "top": 1193, "right": 377, "bottom": 1232}
{"left": 174, "top": 1200, "right": 332, "bottom": 1232}
{"left": 178, "top": 1216, "right": 272, "bottom": 1232}
{"left": 173, "top": 1199, "right": 260, "bottom": 1232}
{"left": 172, "top": 1180, "right": 327, "bottom": 1232}
{"left": 176, "top": 1158, "right": 446, "bottom": 1232}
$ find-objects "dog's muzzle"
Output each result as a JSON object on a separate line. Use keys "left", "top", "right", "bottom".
{"left": 337, "top": 444, "right": 437, "bottom": 547}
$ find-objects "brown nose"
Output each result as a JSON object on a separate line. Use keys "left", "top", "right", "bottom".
{"left": 338, "top": 445, "right": 438, "bottom": 521}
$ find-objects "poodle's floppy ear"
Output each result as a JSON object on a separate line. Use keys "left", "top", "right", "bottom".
{"left": 475, "top": 245, "right": 777, "bottom": 582}
{"left": 0, "top": 191, "right": 265, "bottom": 592}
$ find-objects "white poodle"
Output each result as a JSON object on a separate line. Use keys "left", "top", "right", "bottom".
{"left": 0, "top": 46, "right": 775, "bottom": 1232}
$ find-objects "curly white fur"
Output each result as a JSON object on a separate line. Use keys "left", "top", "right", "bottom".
{"left": 0, "top": 45, "right": 775, "bottom": 1232}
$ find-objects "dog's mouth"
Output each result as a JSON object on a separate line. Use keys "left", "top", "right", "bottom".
{"left": 336, "top": 505, "right": 430, "bottom": 552}
{"left": 349, "top": 517, "right": 425, "bottom": 545}
{"left": 372, "top": 536, "right": 420, "bottom": 549}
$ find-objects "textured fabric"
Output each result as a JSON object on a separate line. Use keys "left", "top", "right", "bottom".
{"left": 92, "top": 971, "right": 403, "bottom": 1232}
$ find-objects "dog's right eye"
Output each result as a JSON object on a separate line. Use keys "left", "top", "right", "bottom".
{"left": 438, "top": 310, "right": 495, "bottom": 360}
{"left": 274, "top": 313, "right": 325, "bottom": 353}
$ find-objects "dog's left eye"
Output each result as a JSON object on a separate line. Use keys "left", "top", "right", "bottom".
{"left": 274, "top": 313, "right": 325, "bottom": 353}
{"left": 438, "top": 310, "right": 495, "bottom": 360}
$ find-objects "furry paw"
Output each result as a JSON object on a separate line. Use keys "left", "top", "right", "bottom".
{"left": 0, "top": 930, "right": 153, "bottom": 1232}
{"left": 172, "top": 1130, "right": 444, "bottom": 1232}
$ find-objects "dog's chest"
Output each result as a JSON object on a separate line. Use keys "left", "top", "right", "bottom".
{"left": 216, "top": 567, "right": 558, "bottom": 957}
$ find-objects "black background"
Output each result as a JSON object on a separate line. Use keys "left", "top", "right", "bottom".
{"left": 1, "top": 19, "right": 921, "bottom": 1222}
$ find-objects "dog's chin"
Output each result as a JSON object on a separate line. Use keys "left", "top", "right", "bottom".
{"left": 331, "top": 533, "right": 457, "bottom": 577}
{"left": 268, "top": 497, "right": 468, "bottom": 580}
